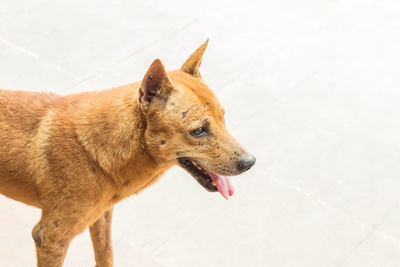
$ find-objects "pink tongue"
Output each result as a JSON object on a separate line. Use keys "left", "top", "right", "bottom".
{"left": 207, "top": 172, "right": 234, "bottom": 200}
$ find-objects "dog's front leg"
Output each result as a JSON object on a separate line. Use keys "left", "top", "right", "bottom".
{"left": 90, "top": 207, "right": 114, "bottom": 267}
{"left": 32, "top": 203, "right": 102, "bottom": 267}
{"left": 32, "top": 218, "right": 73, "bottom": 267}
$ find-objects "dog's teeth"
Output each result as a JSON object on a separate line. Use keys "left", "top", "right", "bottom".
{"left": 212, "top": 181, "right": 216, "bottom": 186}
{"left": 192, "top": 161, "right": 202, "bottom": 170}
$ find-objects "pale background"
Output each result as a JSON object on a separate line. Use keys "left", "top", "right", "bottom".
{"left": 1, "top": 0, "right": 400, "bottom": 266}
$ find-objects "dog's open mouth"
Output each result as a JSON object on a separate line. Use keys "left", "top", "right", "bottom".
{"left": 177, "top": 157, "right": 234, "bottom": 199}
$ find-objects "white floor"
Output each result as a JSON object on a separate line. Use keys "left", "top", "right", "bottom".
{"left": 1, "top": 0, "right": 400, "bottom": 266}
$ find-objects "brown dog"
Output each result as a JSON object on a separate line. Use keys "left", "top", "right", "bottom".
{"left": 0, "top": 40, "right": 255, "bottom": 267}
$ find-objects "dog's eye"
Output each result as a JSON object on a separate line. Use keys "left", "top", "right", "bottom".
{"left": 190, "top": 127, "right": 208, "bottom": 137}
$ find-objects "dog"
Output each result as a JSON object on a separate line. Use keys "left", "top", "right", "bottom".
{"left": 0, "top": 40, "right": 255, "bottom": 267}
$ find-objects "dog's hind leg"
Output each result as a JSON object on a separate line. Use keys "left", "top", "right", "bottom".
{"left": 89, "top": 207, "right": 114, "bottom": 267}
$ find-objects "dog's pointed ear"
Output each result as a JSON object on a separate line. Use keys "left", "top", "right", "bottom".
{"left": 139, "top": 59, "right": 173, "bottom": 110}
{"left": 181, "top": 39, "right": 209, "bottom": 78}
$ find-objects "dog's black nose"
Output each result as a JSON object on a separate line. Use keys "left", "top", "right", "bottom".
{"left": 237, "top": 154, "right": 256, "bottom": 172}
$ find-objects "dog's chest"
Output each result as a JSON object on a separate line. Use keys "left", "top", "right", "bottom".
{"left": 110, "top": 164, "right": 171, "bottom": 203}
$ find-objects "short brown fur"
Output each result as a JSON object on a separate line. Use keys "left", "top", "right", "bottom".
{"left": 0, "top": 41, "right": 254, "bottom": 266}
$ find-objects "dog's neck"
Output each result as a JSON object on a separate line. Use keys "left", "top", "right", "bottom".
{"left": 72, "top": 84, "right": 171, "bottom": 189}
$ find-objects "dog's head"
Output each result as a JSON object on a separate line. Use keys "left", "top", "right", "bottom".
{"left": 138, "top": 40, "right": 255, "bottom": 199}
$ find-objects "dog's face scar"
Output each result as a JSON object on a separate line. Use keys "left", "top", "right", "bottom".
{"left": 181, "top": 106, "right": 194, "bottom": 119}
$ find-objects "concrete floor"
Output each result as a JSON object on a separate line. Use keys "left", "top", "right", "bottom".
{"left": 1, "top": 0, "right": 400, "bottom": 266}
